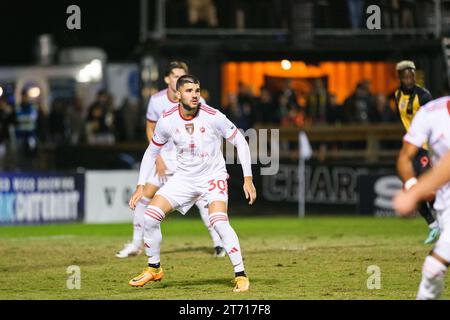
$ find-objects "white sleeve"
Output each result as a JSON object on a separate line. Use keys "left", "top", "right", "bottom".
{"left": 403, "top": 108, "right": 430, "bottom": 148}
{"left": 137, "top": 120, "right": 169, "bottom": 185}
{"left": 146, "top": 96, "right": 159, "bottom": 122}
{"left": 216, "top": 112, "right": 252, "bottom": 177}
{"left": 216, "top": 111, "right": 239, "bottom": 140}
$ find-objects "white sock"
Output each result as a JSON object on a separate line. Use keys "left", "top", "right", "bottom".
{"left": 196, "top": 201, "right": 223, "bottom": 248}
{"left": 132, "top": 197, "right": 150, "bottom": 250}
{"left": 417, "top": 255, "right": 447, "bottom": 300}
{"left": 209, "top": 212, "right": 245, "bottom": 273}
{"left": 144, "top": 205, "right": 165, "bottom": 265}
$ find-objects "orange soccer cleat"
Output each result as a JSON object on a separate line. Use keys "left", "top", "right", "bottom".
{"left": 129, "top": 267, "right": 164, "bottom": 287}
{"left": 232, "top": 276, "right": 250, "bottom": 293}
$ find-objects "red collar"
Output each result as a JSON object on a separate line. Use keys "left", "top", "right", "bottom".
{"left": 178, "top": 104, "right": 199, "bottom": 121}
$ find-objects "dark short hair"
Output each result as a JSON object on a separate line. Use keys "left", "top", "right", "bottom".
{"left": 176, "top": 74, "right": 200, "bottom": 90}
{"left": 165, "top": 61, "right": 189, "bottom": 77}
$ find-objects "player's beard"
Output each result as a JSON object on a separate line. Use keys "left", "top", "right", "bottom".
{"left": 181, "top": 100, "right": 200, "bottom": 113}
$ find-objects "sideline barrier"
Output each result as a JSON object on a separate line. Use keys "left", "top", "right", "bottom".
{"left": 0, "top": 166, "right": 403, "bottom": 225}
{"left": 0, "top": 172, "right": 84, "bottom": 224}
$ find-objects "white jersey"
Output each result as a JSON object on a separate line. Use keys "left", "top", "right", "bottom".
{"left": 146, "top": 89, "right": 205, "bottom": 170}
{"left": 404, "top": 96, "right": 450, "bottom": 211}
{"left": 138, "top": 104, "right": 252, "bottom": 185}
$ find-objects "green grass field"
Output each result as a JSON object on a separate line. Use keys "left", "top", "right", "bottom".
{"left": 0, "top": 216, "right": 447, "bottom": 300}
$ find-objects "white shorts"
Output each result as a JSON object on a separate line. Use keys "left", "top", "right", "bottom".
{"left": 155, "top": 172, "right": 229, "bottom": 215}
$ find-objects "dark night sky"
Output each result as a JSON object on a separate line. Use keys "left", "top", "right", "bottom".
{"left": 1, "top": 1, "right": 141, "bottom": 65}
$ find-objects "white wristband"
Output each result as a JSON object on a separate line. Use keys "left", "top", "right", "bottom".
{"left": 404, "top": 177, "right": 418, "bottom": 190}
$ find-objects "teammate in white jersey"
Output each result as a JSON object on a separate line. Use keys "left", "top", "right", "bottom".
{"left": 394, "top": 96, "right": 450, "bottom": 300}
{"left": 128, "top": 75, "right": 256, "bottom": 292}
{"left": 116, "top": 62, "right": 225, "bottom": 258}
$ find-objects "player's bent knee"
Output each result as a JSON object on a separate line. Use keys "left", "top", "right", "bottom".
{"left": 149, "top": 195, "right": 173, "bottom": 213}
{"left": 208, "top": 201, "right": 227, "bottom": 215}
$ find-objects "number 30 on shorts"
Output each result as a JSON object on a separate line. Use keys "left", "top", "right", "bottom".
{"left": 208, "top": 179, "right": 228, "bottom": 192}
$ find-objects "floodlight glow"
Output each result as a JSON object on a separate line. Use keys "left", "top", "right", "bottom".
{"left": 28, "top": 87, "right": 41, "bottom": 98}
{"left": 0, "top": 86, "right": 3, "bottom": 97}
{"left": 77, "top": 59, "right": 103, "bottom": 83}
{"left": 281, "top": 59, "right": 292, "bottom": 70}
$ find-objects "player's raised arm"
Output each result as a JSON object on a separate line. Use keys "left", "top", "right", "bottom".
{"left": 218, "top": 113, "right": 256, "bottom": 205}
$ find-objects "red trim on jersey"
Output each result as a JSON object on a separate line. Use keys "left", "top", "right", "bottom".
{"left": 447, "top": 100, "right": 450, "bottom": 115}
{"left": 201, "top": 105, "right": 216, "bottom": 113}
{"left": 151, "top": 138, "right": 166, "bottom": 147}
{"left": 200, "top": 106, "right": 217, "bottom": 115}
{"left": 163, "top": 105, "right": 179, "bottom": 118}
{"left": 178, "top": 105, "right": 200, "bottom": 121}
{"left": 147, "top": 118, "right": 157, "bottom": 123}
{"left": 227, "top": 128, "right": 238, "bottom": 141}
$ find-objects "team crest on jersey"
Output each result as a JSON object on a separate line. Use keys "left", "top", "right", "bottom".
{"left": 200, "top": 126, "right": 205, "bottom": 133}
{"left": 185, "top": 123, "right": 194, "bottom": 135}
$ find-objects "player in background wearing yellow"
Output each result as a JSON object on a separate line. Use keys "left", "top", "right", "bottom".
{"left": 395, "top": 60, "right": 440, "bottom": 244}
{"left": 116, "top": 62, "right": 225, "bottom": 258}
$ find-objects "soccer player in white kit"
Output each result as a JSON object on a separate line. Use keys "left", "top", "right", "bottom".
{"left": 116, "top": 62, "right": 225, "bottom": 258}
{"left": 394, "top": 96, "right": 450, "bottom": 299}
{"left": 128, "top": 75, "right": 256, "bottom": 292}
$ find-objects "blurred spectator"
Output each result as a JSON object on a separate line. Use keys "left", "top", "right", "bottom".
{"left": 400, "top": 0, "right": 415, "bottom": 28}
{"left": 115, "top": 97, "right": 141, "bottom": 142}
{"left": 36, "top": 102, "right": 49, "bottom": 144}
{"left": 326, "top": 93, "right": 342, "bottom": 124}
{"left": 15, "top": 89, "right": 39, "bottom": 169}
{"left": 280, "top": 79, "right": 299, "bottom": 110}
{"left": 48, "top": 98, "right": 69, "bottom": 145}
{"left": 342, "top": 81, "right": 375, "bottom": 123}
{"left": 0, "top": 95, "right": 16, "bottom": 170}
{"left": 186, "top": 0, "right": 218, "bottom": 28}
{"left": 369, "top": 93, "right": 397, "bottom": 123}
{"left": 305, "top": 78, "right": 330, "bottom": 124}
{"left": 346, "top": 0, "right": 365, "bottom": 29}
{"left": 223, "top": 92, "right": 251, "bottom": 130}
{"left": 236, "top": 82, "right": 254, "bottom": 130}
{"left": 253, "top": 86, "right": 278, "bottom": 125}
{"left": 67, "top": 96, "right": 85, "bottom": 144}
{"left": 85, "top": 89, "right": 115, "bottom": 145}
{"left": 222, "top": 93, "right": 241, "bottom": 124}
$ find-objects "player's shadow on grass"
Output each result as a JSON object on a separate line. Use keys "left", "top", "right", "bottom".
{"left": 162, "top": 246, "right": 215, "bottom": 255}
